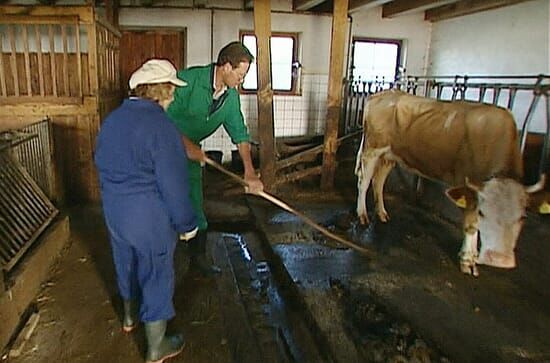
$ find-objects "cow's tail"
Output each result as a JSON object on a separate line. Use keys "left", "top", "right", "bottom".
{"left": 355, "top": 134, "right": 365, "bottom": 177}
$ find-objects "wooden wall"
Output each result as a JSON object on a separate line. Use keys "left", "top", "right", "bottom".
{"left": 0, "top": 5, "right": 121, "bottom": 203}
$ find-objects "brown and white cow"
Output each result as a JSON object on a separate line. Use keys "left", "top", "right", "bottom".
{"left": 355, "top": 89, "right": 545, "bottom": 276}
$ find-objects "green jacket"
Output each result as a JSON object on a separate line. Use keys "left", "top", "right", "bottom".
{"left": 167, "top": 64, "right": 250, "bottom": 145}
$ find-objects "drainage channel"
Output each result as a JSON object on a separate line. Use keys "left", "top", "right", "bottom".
{"left": 210, "top": 227, "right": 327, "bottom": 363}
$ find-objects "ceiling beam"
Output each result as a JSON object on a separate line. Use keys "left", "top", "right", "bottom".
{"left": 425, "top": 0, "right": 534, "bottom": 22}
{"left": 293, "top": 0, "right": 327, "bottom": 11}
{"left": 348, "top": 0, "right": 393, "bottom": 13}
{"left": 382, "top": 0, "right": 459, "bottom": 18}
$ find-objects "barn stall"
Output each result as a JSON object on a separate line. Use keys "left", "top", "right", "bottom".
{"left": 1, "top": 1, "right": 549, "bottom": 362}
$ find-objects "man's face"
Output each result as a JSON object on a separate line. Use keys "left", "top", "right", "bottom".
{"left": 224, "top": 61, "right": 250, "bottom": 88}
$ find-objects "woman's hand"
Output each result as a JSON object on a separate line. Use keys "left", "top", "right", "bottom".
{"left": 181, "top": 135, "right": 206, "bottom": 165}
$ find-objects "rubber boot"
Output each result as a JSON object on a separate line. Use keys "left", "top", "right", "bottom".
{"left": 122, "top": 299, "right": 137, "bottom": 333}
{"left": 188, "top": 231, "right": 221, "bottom": 277}
{"left": 145, "top": 320, "right": 184, "bottom": 363}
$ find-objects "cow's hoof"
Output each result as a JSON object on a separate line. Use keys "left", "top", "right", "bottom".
{"left": 460, "top": 262, "right": 479, "bottom": 277}
{"left": 358, "top": 214, "right": 369, "bottom": 225}
{"left": 477, "top": 250, "right": 516, "bottom": 269}
{"left": 378, "top": 212, "right": 389, "bottom": 223}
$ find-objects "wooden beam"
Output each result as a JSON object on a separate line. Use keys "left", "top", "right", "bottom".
{"left": 382, "top": 0, "right": 459, "bottom": 18}
{"left": 0, "top": 6, "right": 94, "bottom": 24}
{"left": 320, "top": 0, "right": 348, "bottom": 190}
{"left": 253, "top": 0, "right": 276, "bottom": 189}
{"left": 293, "top": 0, "right": 327, "bottom": 11}
{"left": 104, "top": 0, "right": 120, "bottom": 29}
{"left": 425, "top": 0, "right": 533, "bottom": 22}
{"left": 349, "top": 0, "right": 393, "bottom": 13}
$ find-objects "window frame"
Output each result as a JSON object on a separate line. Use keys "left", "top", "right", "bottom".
{"left": 350, "top": 37, "right": 402, "bottom": 84}
{"left": 239, "top": 30, "right": 300, "bottom": 96}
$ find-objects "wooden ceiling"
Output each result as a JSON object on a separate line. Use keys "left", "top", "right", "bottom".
{"left": 292, "top": 0, "right": 535, "bottom": 22}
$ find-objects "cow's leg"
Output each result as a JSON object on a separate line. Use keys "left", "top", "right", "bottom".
{"left": 459, "top": 210, "right": 480, "bottom": 276}
{"left": 372, "top": 157, "right": 395, "bottom": 223}
{"left": 356, "top": 147, "right": 388, "bottom": 225}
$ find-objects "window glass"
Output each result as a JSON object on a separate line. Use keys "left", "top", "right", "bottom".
{"left": 241, "top": 33, "right": 296, "bottom": 93}
{"left": 352, "top": 39, "right": 400, "bottom": 86}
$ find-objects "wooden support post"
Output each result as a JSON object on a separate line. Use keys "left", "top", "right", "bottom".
{"left": 253, "top": 0, "right": 276, "bottom": 190}
{"left": 320, "top": 0, "right": 348, "bottom": 190}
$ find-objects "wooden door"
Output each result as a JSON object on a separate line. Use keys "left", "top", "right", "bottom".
{"left": 119, "top": 29, "right": 185, "bottom": 94}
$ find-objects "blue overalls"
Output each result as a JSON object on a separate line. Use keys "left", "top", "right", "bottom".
{"left": 94, "top": 98, "right": 196, "bottom": 322}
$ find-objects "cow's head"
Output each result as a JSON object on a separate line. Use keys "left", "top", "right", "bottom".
{"left": 445, "top": 175, "right": 545, "bottom": 270}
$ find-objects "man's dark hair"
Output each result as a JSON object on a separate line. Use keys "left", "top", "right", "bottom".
{"left": 216, "top": 41, "right": 254, "bottom": 68}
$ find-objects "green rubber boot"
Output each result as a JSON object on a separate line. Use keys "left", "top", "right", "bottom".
{"left": 122, "top": 299, "right": 137, "bottom": 333}
{"left": 145, "top": 320, "right": 184, "bottom": 363}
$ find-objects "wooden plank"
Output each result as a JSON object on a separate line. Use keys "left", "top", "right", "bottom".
{"left": 48, "top": 24, "right": 57, "bottom": 96}
{"left": 253, "top": 0, "right": 276, "bottom": 189}
{"left": 22, "top": 25, "right": 32, "bottom": 96}
{"left": 349, "top": 0, "right": 393, "bottom": 12}
{"left": 293, "top": 0, "right": 326, "bottom": 10}
{"left": 273, "top": 166, "right": 322, "bottom": 186}
{"left": 75, "top": 23, "right": 83, "bottom": 98}
{"left": 425, "top": 0, "right": 532, "bottom": 22}
{"left": 0, "top": 96, "right": 84, "bottom": 105}
{"left": 87, "top": 24, "right": 98, "bottom": 95}
{"left": 0, "top": 6, "right": 94, "bottom": 24}
{"left": 34, "top": 25, "right": 45, "bottom": 96}
{"left": 0, "top": 32, "right": 7, "bottom": 97}
{"left": 0, "top": 15, "right": 80, "bottom": 25}
{"left": 320, "top": 0, "right": 348, "bottom": 190}
{"left": 61, "top": 24, "right": 69, "bottom": 96}
{"left": 382, "top": 0, "right": 459, "bottom": 18}
{"left": 0, "top": 96, "right": 98, "bottom": 118}
{"left": 7, "top": 25, "right": 20, "bottom": 96}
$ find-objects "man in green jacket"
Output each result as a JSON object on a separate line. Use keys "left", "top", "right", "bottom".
{"left": 167, "top": 41, "right": 264, "bottom": 276}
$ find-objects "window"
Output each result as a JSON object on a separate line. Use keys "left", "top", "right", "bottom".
{"left": 350, "top": 38, "right": 401, "bottom": 87}
{"left": 240, "top": 32, "right": 299, "bottom": 94}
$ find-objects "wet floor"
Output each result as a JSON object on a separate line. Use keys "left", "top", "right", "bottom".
{"left": 3, "top": 166, "right": 550, "bottom": 363}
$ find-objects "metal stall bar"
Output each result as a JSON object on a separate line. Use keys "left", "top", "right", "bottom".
{"left": 0, "top": 131, "right": 58, "bottom": 273}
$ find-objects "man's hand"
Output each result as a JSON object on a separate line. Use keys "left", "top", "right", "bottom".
{"left": 181, "top": 135, "right": 206, "bottom": 165}
{"left": 244, "top": 172, "right": 263, "bottom": 195}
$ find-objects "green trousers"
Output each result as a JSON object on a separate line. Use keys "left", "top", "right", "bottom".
{"left": 188, "top": 160, "right": 208, "bottom": 231}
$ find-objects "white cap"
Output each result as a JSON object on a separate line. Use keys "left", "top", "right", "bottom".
{"left": 129, "top": 59, "right": 187, "bottom": 89}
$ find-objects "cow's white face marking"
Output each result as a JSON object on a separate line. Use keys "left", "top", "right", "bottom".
{"left": 476, "top": 179, "right": 527, "bottom": 268}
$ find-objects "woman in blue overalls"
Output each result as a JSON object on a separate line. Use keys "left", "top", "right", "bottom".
{"left": 94, "top": 59, "right": 197, "bottom": 363}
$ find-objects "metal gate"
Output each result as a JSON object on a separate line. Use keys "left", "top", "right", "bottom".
{"left": 0, "top": 125, "right": 58, "bottom": 275}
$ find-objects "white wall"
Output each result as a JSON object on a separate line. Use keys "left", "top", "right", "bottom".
{"left": 428, "top": 0, "right": 549, "bottom": 133}
{"left": 350, "top": 7, "right": 431, "bottom": 77}
{"left": 429, "top": 0, "right": 549, "bottom": 75}
{"left": 119, "top": 8, "right": 331, "bottom": 159}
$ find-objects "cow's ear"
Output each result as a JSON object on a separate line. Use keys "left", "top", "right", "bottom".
{"left": 445, "top": 187, "right": 476, "bottom": 209}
